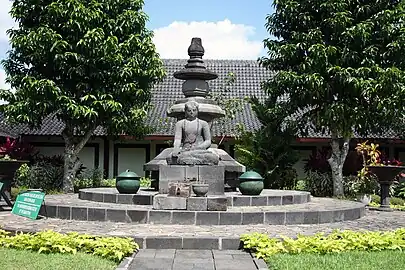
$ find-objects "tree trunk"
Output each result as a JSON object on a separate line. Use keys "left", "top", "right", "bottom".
{"left": 63, "top": 142, "right": 81, "bottom": 193}
{"left": 62, "top": 126, "right": 95, "bottom": 193}
{"left": 327, "top": 133, "right": 350, "bottom": 197}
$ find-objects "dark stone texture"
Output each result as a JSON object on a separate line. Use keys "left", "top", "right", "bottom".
{"left": 103, "top": 193, "right": 117, "bottom": 203}
{"left": 251, "top": 196, "right": 267, "bottom": 206}
{"left": 92, "top": 193, "right": 103, "bottom": 202}
{"left": 149, "top": 210, "right": 172, "bottom": 224}
{"left": 199, "top": 165, "right": 225, "bottom": 196}
{"left": 127, "top": 210, "right": 148, "bottom": 223}
{"left": 182, "top": 237, "right": 219, "bottom": 249}
{"left": 116, "top": 194, "right": 133, "bottom": 204}
{"left": 132, "top": 195, "right": 153, "bottom": 205}
{"left": 88, "top": 208, "right": 106, "bottom": 221}
{"left": 343, "top": 208, "right": 361, "bottom": 220}
{"left": 219, "top": 212, "right": 242, "bottom": 225}
{"left": 207, "top": 196, "right": 227, "bottom": 211}
{"left": 264, "top": 212, "right": 285, "bottom": 225}
{"left": 171, "top": 211, "right": 196, "bottom": 225}
{"left": 319, "top": 210, "right": 334, "bottom": 223}
{"left": 242, "top": 212, "right": 264, "bottom": 225}
{"left": 226, "top": 197, "right": 233, "bottom": 207}
{"left": 145, "top": 237, "right": 182, "bottom": 249}
{"left": 333, "top": 210, "right": 345, "bottom": 222}
{"left": 71, "top": 207, "right": 88, "bottom": 220}
{"left": 285, "top": 212, "right": 304, "bottom": 224}
{"left": 293, "top": 195, "right": 304, "bottom": 204}
{"left": 187, "top": 197, "right": 207, "bottom": 211}
{"left": 221, "top": 238, "right": 242, "bottom": 250}
{"left": 304, "top": 211, "right": 319, "bottom": 224}
{"left": 40, "top": 205, "right": 56, "bottom": 218}
{"left": 78, "top": 191, "right": 91, "bottom": 201}
{"left": 106, "top": 209, "right": 127, "bottom": 222}
{"left": 282, "top": 195, "right": 293, "bottom": 205}
{"left": 233, "top": 196, "right": 251, "bottom": 207}
{"left": 133, "top": 237, "right": 144, "bottom": 249}
{"left": 196, "top": 212, "right": 219, "bottom": 225}
{"left": 267, "top": 196, "right": 282, "bottom": 206}
{"left": 57, "top": 206, "right": 71, "bottom": 219}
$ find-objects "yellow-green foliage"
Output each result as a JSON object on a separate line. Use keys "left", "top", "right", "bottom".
{"left": 0, "top": 230, "right": 137, "bottom": 262}
{"left": 241, "top": 229, "right": 405, "bottom": 259}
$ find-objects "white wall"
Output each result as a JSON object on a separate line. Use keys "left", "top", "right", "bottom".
{"left": 35, "top": 146, "right": 96, "bottom": 169}
{"left": 116, "top": 147, "right": 147, "bottom": 177}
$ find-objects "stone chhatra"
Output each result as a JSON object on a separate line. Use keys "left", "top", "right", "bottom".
{"left": 166, "top": 100, "right": 219, "bottom": 165}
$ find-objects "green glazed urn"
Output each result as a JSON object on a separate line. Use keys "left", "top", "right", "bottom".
{"left": 238, "top": 170, "right": 264, "bottom": 195}
{"left": 116, "top": 170, "right": 141, "bottom": 194}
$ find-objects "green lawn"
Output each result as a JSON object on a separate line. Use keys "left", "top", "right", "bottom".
{"left": 267, "top": 250, "right": 404, "bottom": 270}
{"left": 0, "top": 248, "right": 118, "bottom": 270}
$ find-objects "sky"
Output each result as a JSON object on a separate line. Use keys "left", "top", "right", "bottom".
{"left": 0, "top": 0, "right": 274, "bottom": 90}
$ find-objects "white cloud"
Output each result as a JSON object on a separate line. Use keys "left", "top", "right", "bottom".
{"left": 0, "top": 1, "right": 15, "bottom": 43}
{"left": 153, "top": 19, "right": 263, "bottom": 60}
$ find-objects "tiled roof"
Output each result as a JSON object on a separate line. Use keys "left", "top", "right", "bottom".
{"left": 0, "top": 59, "right": 395, "bottom": 139}
{"left": 0, "top": 59, "right": 272, "bottom": 138}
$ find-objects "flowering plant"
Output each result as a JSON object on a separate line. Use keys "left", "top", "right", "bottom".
{"left": 0, "top": 137, "right": 37, "bottom": 160}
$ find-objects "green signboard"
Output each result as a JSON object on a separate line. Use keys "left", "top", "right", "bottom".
{"left": 0, "top": 182, "right": 3, "bottom": 191}
{"left": 12, "top": 191, "right": 45, "bottom": 220}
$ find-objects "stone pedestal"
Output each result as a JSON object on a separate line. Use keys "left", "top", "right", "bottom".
{"left": 153, "top": 194, "right": 227, "bottom": 211}
{"left": 158, "top": 165, "right": 225, "bottom": 196}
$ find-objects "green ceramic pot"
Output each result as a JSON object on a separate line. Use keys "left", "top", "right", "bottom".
{"left": 238, "top": 171, "right": 264, "bottom": 196}
{"left": 116, "top": 170, "right": 141, "bottom": 194}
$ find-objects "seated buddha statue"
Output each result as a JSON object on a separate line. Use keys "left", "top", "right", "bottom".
{"left": 166, "top": 101, "right": 219, "bottom": 165}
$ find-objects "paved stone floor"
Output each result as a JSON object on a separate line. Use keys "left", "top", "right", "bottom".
{"left": 0, "top": 208, "right": 403, "bottom": 238}
{"left": 128, "top": 249, "right": 267, "bottom": 270}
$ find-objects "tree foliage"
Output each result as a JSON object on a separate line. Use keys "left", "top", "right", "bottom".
{"left": 235, "top": 97, "right": 299, "bottom": 189}
{"left": 260, "top": 0, "right": 405, "bottom": 195}
{"left": 0, "top": 0, "right": 165, "bottom": 192}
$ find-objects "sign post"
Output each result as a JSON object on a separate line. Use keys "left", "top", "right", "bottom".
{"left": 12, "top": 191, "right": 45, "bottom": 220}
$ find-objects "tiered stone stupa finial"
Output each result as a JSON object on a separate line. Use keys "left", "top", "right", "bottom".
{"left": 167, "top": 38, "right": 225, "bottom": 122}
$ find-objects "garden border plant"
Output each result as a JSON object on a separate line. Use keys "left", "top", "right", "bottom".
{"left": 241, "top": 228, "right": 405, "bottom": 260}
{"left": 0, "top": 229, "right": 138, "bottom": 263}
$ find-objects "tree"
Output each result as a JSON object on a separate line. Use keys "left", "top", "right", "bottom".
{"left": 0, "top": 0, "right": 165, "bottom": 193}
{"left": 261, "top": 0, "right": 405, "bottom": 196}
{"left": 235, "top": 97, "right": 300, "bottom": 189}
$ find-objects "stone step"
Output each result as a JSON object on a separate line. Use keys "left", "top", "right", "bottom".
{"left": 0, "top": 209, "right": 403, "bottom": 250}
{"left": 39, "top": 194, "right": 365, "bottom": 225}
{"left": 78, "top": 187, "right": 311, "bottom": 207}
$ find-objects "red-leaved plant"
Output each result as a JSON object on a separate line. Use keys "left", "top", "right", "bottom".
{"left": 0, "top": 137, "right": 37, "bottom": 160}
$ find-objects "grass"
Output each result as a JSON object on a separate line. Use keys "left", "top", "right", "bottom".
{"left": 0, "top": 248, "right": 118, "bottom": 270}
{"left": 266, "top": 250, "right": 405, "bottom": 270}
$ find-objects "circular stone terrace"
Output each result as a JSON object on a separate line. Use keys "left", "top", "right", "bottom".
{"left": 28, "top": 188, "right": 367, "bottom": 226}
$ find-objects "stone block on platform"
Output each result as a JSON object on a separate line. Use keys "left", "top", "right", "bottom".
{"left": 168, "top": 182, "right": 191, "bottom": 197}
{"left": 153, "top": 194, "right": 187, "bottom": 210}
{"left": 207, "top": 196, "right": 227, "bottom": 211}
{"left": 198, "top": 165, "right": 225, "bottom": 195}
{"left": 187, "top": 197, "right": 208, "bottom": 211}
{"left": 158, "top": 165, "right": 186, "bottom": 193}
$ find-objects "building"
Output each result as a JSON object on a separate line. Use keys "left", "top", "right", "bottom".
{"left": 0, "top": 59, "right": 403, "bottom": 179}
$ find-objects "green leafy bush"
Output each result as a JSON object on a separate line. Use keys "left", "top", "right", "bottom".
{"left": 304, "top": 171, "right": 332, "bottom": 197}
{"left": 241, "top": 229, "right": 405, "bottom": 259}
{"left": 74, "top": 168, "right": 106, "bottom": 192}
{"left": 0, "top": 230, "right": 137, "bottom": 262}
{"left": 140, "top": 177, "right": 151, "bottom": 188}
{"left": 100, "top": 179, "right": 116, "bottom": 187}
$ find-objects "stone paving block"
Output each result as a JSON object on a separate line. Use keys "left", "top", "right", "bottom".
{"left": 207, "top": 196, "right": 227, "bottom": 211}
{"left": 91, "top": 192, "right": 103, "bottom": 202}
{"left": 153, "top": 194, "right": 187, "bottom": 210}
{"left": 233, "top": 196, "right": 251, "bottom": 206}
{"left": 267, "top": 196, "right": 282, "bottom": 205}
{"left": 196, "top": 212, "right": 219, "bottom": 225}
{"left": 264, "top": 212, "right": 285, "bottom": 225}
{"left": 282, "top": 195, "right": 293, "bottom": 205}
{"left": 251, "top": 196, "right": 267, "bottom": 206}
{"left": 285, "top": 211, "right": 304, "bottom": 224}
{"left": 129, "top": 258, "right": 173, "bottom": 270}
{"left": 87, "top": 208, "right": 105, "bottom": 221}
{"left": 155, "top": 249, "right": 176, "bottom": 259}
{"left": 116, "top": 194, "right": 132, "bottom": 204}
{"left": 187, "top": 197, "right": 207, "bottom": 211}
{"left": 106, "top": 209, "right": 127, "bottom": 222}
{"left": 219, "top": 212, "right": 241, "bottom": 225}
{"left": 159, "top": 165, "right": 186, "bottom": 194}
{"left": 135, "top": 249, "right": 156, "bottom": 258}
{"left": 126, "top": 210, "right": 148, "bottom": 223}
{"left": 103, "top": 193, "right": 116, "bottom": 203}
{"left": 71, "top": 207, "right": 87, "bottom": 220}
{"left": 57, "top": 206, "right": 71, "bottom": 219}
{"left": 145, "top": 237, "right": 182, "bottom": 249}
{"left": 254, "top": 258, "right": 269, "bottom": 270}
{"left": 171, "top": 211, "right": 195, "bottom": 225}
{"left": 215, "top": 259, "right": 257, "bottom": 270}
{"left": 242, "top": 212, "right": 263, "bottom": 225}
{"left": 221, "top": 238, "right": 242, "bottom": 250}
{"left": 182, "top": 237, "right": 219, "bottom": 250}
{"left": 149, "top": 210, "right": 172, "bottom": 224}
{"left": 304, "top": 211, "right": 319, "bottom": 224}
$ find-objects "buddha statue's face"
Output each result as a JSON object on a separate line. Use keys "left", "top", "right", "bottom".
{"left": 185, "top": 102, "right": 198, "bottom": 120}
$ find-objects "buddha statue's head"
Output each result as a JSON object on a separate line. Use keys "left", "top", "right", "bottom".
{"left": 184, "top": 101, "right": 199, "bottom": 120}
